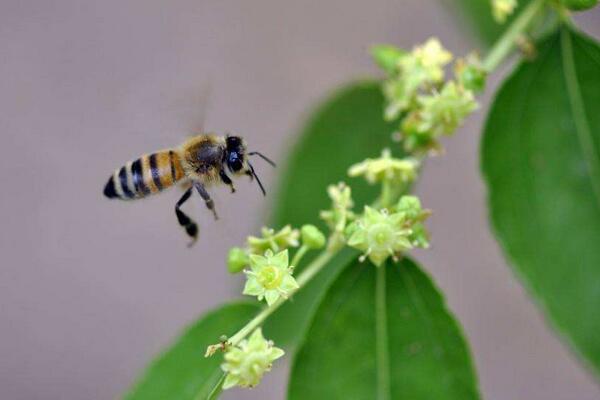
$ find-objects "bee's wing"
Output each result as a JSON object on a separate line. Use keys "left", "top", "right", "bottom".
{"left": 172, "top": 83, "right": 212, "bottom": 136}
{"left": 150, "top": 82, "right": 212, "bottom": 140}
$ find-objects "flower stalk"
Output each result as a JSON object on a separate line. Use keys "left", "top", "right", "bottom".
{"left": 207, "top": 1, "right": 555, "bottom": 392}
{"left": 483, "top": 0, "right": 547, "bottom": 71}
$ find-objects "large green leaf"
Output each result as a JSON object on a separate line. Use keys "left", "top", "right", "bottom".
{"left": 481, "top": 27, "right": 600, "bottom": 373}
{"left": 288, "top": 258, "right": 480, "bottom": 400}
{"left": 445, "top": 0, "right": 533, "bottom": 46}
{"left": 265, "top": 81, "right": 399, "bottom": 350}
{"left": 125, "top": 302, "right": 260, "bottom": 400}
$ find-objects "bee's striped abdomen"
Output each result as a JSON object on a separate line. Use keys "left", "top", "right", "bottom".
{"left": 104, "top": 150, "right": 185, "bottom": 200}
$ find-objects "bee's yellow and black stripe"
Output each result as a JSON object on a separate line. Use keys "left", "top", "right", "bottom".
{"left": 104, "top": 150, "right": 185, "bottom": 200}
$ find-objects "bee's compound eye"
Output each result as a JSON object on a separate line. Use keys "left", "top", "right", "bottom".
{"left": 228, "top": 152, "right": 243, "bottom": 171}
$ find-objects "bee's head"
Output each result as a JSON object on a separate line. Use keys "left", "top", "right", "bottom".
{"left": 225, "top": 134, "right": 276, "bottom": 196}
{"left": 224, "top": 135, "right": 247, "bottom": 175}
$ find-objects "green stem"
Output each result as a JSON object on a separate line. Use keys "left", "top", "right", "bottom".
{"left": 375, "top": 265, "right": 391, "bottom": 400}
{"left": 380, "top": 181, "right": 394, "bottom": 209}
{"left": 291, "top": 245, "right": 309, "bottom": 268}
{"left": 228, "top": 250, "right": 336, "bottom": 346}
{"left": 482, "top": 0, "right": 547, "bottom": 71}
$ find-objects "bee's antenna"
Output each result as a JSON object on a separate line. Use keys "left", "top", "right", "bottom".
{"left": 248, "top": 151, "right": 276, "bottom": 167}
{"left": 248, "top": 162, "right": 267, "bottom": 196}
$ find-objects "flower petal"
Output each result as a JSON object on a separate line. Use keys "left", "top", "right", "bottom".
{"left": 243, "top": 278, "right": 264, "bottom": 296}
{"left": 272, "top": 250, "right": 289, "bottom": 269}
{"left": 264, "top": 290, "right": 280, "bottom": 306}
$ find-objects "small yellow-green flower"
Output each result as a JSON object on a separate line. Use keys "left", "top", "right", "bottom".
{"left": 411, "top": 38, "right": 453, "bottom": 82}
{"left": 381, "top": 38, "right": 453, "bottom": 121}
{"left": 221, "top": 328, "right": 284, "bottom": 389}
{"left": 492, "top": 0, "right": 517, "bottom": 23}
{"left": 348, "top": 149, "right": 419, "bottom": 185}
{"left": 320, "top": 182, "right": 354, "bottom": 233}
{"left": 347, "top": 206, "right": 413, "bottom": 267}
{"left": 243, "top": 249, "right": 298, "bottom": 306}
{"left": 414, "top": 81, "right": 478, "bottom": 138}
{"left": 247, "top": 225, "right": 299, "bottom": 255}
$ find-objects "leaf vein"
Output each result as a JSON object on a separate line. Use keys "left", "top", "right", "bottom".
{"left": 560, "top": 27, "right": 600, "bottom": 209}
{"left": 399, "top": 266, "right": 455, "bottom": 394}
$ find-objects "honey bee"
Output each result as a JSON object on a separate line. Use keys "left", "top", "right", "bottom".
{"left": 103, "top": 134, "right": 275, "bottom": 245}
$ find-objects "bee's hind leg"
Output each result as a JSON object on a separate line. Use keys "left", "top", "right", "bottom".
{"left": 194, "top": 182, "right": 219, "bottom": 221}
{"left": 219, "top": 169, "right": 235, "bottom": 193}
{"left": 175, "top": 187, "right": 198, "bottom": 246}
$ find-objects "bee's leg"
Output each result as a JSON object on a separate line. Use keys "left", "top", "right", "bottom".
{"left": 194, "top": 182, "right": 219, "bottom": 220}
{"left": 175, "top": 187, "right": 198, "bottom": 246}
{"left": 219, "top": 169, "right": 235, "bottom": 193}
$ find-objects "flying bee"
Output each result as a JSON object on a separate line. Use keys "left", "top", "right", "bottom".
{"left": 103, "top": 134, "right": 275, "bottom": 245}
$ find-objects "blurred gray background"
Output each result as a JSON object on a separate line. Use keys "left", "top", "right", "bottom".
{"left": 1, "top": 1, "right": 599, "bottom": 399}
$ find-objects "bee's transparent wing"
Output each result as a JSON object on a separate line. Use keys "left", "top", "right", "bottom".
{"left": 169, "top": 83, "right": 213, "bottom": 136}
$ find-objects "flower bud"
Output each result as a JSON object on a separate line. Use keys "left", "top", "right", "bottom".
{"left": 227, "top": 247, "right": 249, "bottom": 273}
{"left": 247, "top": 225, "right": 300, "bottom": 255}
{"left": 455, "top": 56, "right": 487, "bottom": 92}
{"left": 395, "top": 196, "right": 431, "bottom": 248}
{"left": 396, "top": 195, "right": 424, "bottom": 220}
{"left": 301, "top": 224, "right": 326, "bottom": 249}
{"left": 371, "top": 44, "right": 406, "bottom": 74}
{"left": 320, "top": 182, "right": 354, "bottom": 234}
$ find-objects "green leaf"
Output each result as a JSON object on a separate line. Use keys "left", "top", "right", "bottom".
{"left": 446, "top": 0, "right": 533, "bottom": 46}
{"left": 125, "top": 302, "right": 260, "bottom": 400}
{"left": 265, "top": 81, "right": 400, "bottom": 349}
{"left": 481, "top": 27, "right": 600, "bottom": 374}
{"left": 288, "top": 258, "right": 480, "bottom": 400}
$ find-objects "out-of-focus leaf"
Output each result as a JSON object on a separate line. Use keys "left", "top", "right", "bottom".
{"left": 445, "top": 0, "right": 533, "bottom": 46}
{"left": 288, "top": 257, "right": 480, "bottom": 399}
{"left": 125, "top": 302, "right": 260, "bottom": 400}
{"left": 271, "top": 81, "right": 399, "bottom": 230}
{"left": 265, "top": 82, "right": 400, "bottom": 350}
{"left": 481, "top": 27, "right": 600, "bottom": 374}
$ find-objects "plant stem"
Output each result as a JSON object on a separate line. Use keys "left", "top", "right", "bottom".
{"left": 375, "top": 266, "right": 391, "bottom": 400}
{"left": 482, "top": 0, "right": 547, "bottom": 71}
{"left": 381, "top": 181, "right": 393, "bottom": 209}
{"left": 228, "top": 250, "right": 336, "bottom": 346}
{"left": 291, "top": 245, "right": 309, "bottom": 268}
